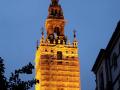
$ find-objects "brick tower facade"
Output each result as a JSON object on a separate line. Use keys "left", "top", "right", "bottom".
{"left": 35, "top": 0, "right": 81, "bottom": 90}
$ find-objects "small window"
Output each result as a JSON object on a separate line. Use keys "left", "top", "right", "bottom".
{"left": 51, "top": 9, "right": 54, "bottom": 15}
{"left": 58, "top": 10, "right": 61, "bottom": 16}
{"left": 55, "top": 9, "right": 57, "bottom": 15}
{"left": 51, "top": 50, "right": 53, "bottom": 53}
{"left": 57, "top": 51, "right": 62, "bottom": 60}
{"left": 71, "top": 51, "right": 74, "bottom": 54}
{"left": 65, "top": 62, "right": 69, "bottom": 65}
{"left": 57, "top": 61, "right": 62, "bottom": 65}
{"left": 45, "top": 49, "right": 47, "bottom": 52}
{"left": 66, "top": 56, "right": 69, "bottom": 58}
{"left": 112, "top": 52, "right": 118, "bottom": 70}
{"left": 71, "top": 56, "right": 74, "bottom": 59}
{"left": 66, "top": 51, "right": 68, "bottom": 53}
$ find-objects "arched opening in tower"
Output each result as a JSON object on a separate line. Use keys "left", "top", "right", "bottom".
{"left": 57, "top": 51, "right": 62, "bottom": 60}
{"left": 54, "top": 27, "right": 60, "bottom": 36}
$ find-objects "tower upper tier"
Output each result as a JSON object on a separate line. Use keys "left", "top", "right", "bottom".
{"left": 45, "top": 0, "right": 65, "bottom": 41}
{"left": 47, "top": 0, "right": 64, "bottom": 19}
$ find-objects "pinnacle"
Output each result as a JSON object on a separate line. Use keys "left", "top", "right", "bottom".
{"left": 51, "top": 0, "right": 59, "bottom": 5}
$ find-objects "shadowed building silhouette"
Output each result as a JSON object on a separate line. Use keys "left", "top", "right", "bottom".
{"left": 92, "top": 21, "right": 120, "bottom": 90}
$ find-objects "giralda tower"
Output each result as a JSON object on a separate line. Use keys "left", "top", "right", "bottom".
{"left": 35, "top": 0, "right": 81, "bottom": 90}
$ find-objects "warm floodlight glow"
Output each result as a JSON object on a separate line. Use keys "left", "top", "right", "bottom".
{"left": 35, "top": 0, "right": 81, "bottom": 90}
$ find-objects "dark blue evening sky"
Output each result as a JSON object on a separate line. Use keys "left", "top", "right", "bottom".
{"left": 0, "top": 0, "right": 120, "bottom": 90}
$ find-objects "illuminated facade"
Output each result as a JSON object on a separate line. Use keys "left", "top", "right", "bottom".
{"left": 35, "top": 0, "right": 81, "bottom": 90}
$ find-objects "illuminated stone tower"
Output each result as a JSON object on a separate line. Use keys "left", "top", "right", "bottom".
{"left": 35, "top": 0, "right": 81, "bottom": 90}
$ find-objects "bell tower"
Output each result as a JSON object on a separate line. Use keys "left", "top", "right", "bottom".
{"left": 45, "top": 0, "right": 65, "bottom": 43}
{"left": 35, "top": 0, "right": 81, "bottom": 90}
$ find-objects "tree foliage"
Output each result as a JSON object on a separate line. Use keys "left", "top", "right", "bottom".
{"left": 0, "top": 57, "right": 7, "bottom": 90}
{"left": 0, "top": 57, "right": 39, "bottom": 90}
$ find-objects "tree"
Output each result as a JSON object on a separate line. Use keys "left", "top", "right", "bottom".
{"left": 0, "top": 57, "right": 7, "bottom": 90}
{"left": 0, "top": 57, "right": 39, "bottom": 90}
